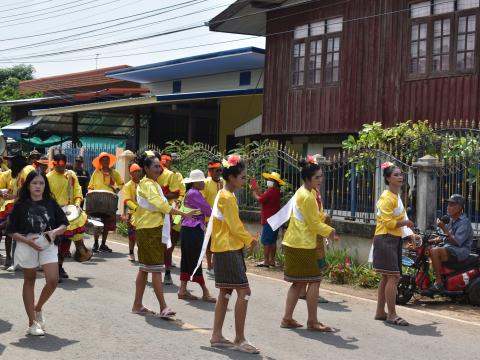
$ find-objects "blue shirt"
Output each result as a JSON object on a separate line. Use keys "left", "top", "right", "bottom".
{"left": 444, "top": 214, "right": 473, "bottom": 262}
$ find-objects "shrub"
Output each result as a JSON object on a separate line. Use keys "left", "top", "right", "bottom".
{"left": 116, "top": 222, "right": 128, "bottom": 237}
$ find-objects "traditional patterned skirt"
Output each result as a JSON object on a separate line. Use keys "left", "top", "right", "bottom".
{"left": 372, "top": 234, "right": 402, "bottom": 275}
{"left": 100, "top": 214, "right": 116, "bottom": 232}
{"left": 214, "top": 249, "right": 249, "bottom": 289}
{"left": 127, "top": 219, "right": 136, "bottom": 243}
{"left": 283, "top": 245, "right": 322, "bottom": 283}
{"left": 136, "top": 226, "right": 165, "bottom": 273}
{"left": 180, "top": 225, "right": 205, "bottom": 285}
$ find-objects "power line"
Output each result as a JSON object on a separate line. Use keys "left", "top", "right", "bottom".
{"left": 0, "top": 0, "right": 54, "bottom": 12}
{"left": 2, "top": 0, "right": 93, "bottom": 20}
{"left": 0, "top": 0, "right": 210, "bottom": 53}
{"left": 0, "top": 0, "right": 204, "bottom": 42}
{"left": 0, "top": 0, "right": 123, "bottom": 29}
{"left": 0, "top": 1, "right": 226, "bottom": 55}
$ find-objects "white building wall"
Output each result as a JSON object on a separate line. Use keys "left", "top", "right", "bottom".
{"left": 147, "top": 69, "right": 264, "bottom": 94}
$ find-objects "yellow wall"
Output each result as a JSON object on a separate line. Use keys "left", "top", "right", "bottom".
{"left": 219, "top": 94, "right": 263, "bottom": 151}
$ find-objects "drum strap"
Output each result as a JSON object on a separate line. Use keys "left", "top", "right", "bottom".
{"left": 66, "top": 170, "right": 74, "bottom": 204}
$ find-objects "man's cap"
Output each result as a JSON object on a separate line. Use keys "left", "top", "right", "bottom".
{"left": 446, "top": 194, "right": 465, "bottom": 207}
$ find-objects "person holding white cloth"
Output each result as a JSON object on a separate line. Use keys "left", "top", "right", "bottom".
{"left": 7, "top": 169, "right": 68, "bottom": 336}
{"left": 372, "top": 162, "right": 415, "bottom": 327}
{"left": 131, "top": 152, "right": 197, "bottom": 320}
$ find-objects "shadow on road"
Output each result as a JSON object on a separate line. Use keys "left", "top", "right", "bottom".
{"left": 58, "top": 276, "right": 94, "bottom": 291}
{"left": 11, "top": 334, "right": 79, "bottom": 352}
{"left": 384, "top": 321, "right": 443, "bottom": 337}
{"left": 291, "top": 328, "right": 359, "bottom": 350}
{"left": 0, "top": 272, "right": 23, "bottom": 280}
{"left": 318, "top": 300, "right": 351, "bottom": 312}
{"left": 181, "top": 299, "right": 216, "bottom": 312}
{"left": 200, "top": 345, "right": 277, "bottom": 360}
{"left": 0, "top": 319, "right": 13, "bottom": 356}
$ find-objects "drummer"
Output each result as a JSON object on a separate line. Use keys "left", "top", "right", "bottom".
{"left": 33, "top": 156, "right": 51, "bottom": 174}
{"left": 88, "top": 152, "right": 124, "bottom": 253}
{"left": 123, "top": 163, "right": 141, "bottom": 262}
{"left": 47, "top": 153, "right": 89, "bottom": 281}
{"left": 156, "top": 152, "right": 181, "bottom": 285}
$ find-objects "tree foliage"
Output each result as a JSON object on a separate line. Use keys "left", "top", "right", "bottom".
{"left": 0, "top": 65, "right": 42, "bottom": 128}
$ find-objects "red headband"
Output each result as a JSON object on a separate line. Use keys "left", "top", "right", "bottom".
{"left": 53, "top": 160, "right": 66, "bottom": 166}
{"left": 208, "top": 162, "right": 222, "bottom": 169}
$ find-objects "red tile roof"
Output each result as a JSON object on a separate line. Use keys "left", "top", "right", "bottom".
{"left": 19, "top": 65, "right": 140, "bottom": 95}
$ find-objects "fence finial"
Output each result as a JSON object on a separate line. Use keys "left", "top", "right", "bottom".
{"left": 460, "top": 118, "right": 464, "bottom": 128}
{"left": 472, "top": 119, "right": 476, "bottom": 128}
{"left": 446, "top": 119, "right": 450, "bottom": 127}
{"left": 453, "top": 118, "right": 457, "bottom": 128}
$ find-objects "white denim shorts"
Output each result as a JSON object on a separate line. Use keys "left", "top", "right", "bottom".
{"left": 14, "top": 234, "right": 58, "bottom": 269}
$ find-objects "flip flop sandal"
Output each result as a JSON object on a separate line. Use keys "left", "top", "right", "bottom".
{"left": 307, "top": 321, "right": 333, "bottom": 332}
{"left": 202, "top": 295, "right": 217, "bottom": 303}
{"left": 234, "top": 341, "right": 260, "bottom": 354}
{"left": 210, "top": 339, "right": 235, "bottom": 349}
{"left": 255, "top": 262, "right": 270, "bottom": 268}
{"left": 157, "top": 307, "right": 176, "bottom": 320}
{"left": 178, "top": 292, "right": 199, "bottom": 301}
{"left": 386, "top": 317, "right": 409, "bottom": 326}
{"left": 280, "top": 319, "right": 303, "bottom": 328}
{"left": 131, "top": 307, "right": 156, "bottom": 316}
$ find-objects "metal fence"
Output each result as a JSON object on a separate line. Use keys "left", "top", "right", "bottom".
{"left": 59, "top": 142, "right": 121, "bottom": 174}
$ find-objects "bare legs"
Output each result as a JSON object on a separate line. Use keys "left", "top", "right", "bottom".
{"left": 376, "top": 274, "right": 401, "bottom": 321}
{"left": 23, "top": 262, "right": 58, "bottom": 327}
{"left": 211, "top": 288, "right": 251, "bottom": 345}
{"left": 132, "top": 270, "right": 169, "bottom": 313}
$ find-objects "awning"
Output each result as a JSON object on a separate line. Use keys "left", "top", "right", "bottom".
{"left": 1, "top": 116, "right": 43, "bottom": 139}
{"left": 235, "top": 114, "right": 262, "bottom": 137}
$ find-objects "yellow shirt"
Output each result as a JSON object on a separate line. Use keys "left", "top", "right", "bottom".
{"left": 201, "top": 177, "right": 224, "bottom": 207}
{"left": 12, "top": 165, "right": 36, "bottom": 195}
{"left": 157, "top": 168, "right": 180, "bottom": 205}
{"left": 175, "top": 171, "right": 186, "bottom": 203}
{"left": 47, "top": 170, "right": 87, "bottom": 231}
{"left": 123, "top": 180, "right": 139, "bottom": 214}
{"left": 211, "top": 190, "right": 254, "bottom": 253}
{"left": 283, "top": 186, "right": 334, "bottom": 249}
{"left": 88, "top": 168, "right": 124, "bottom": 192}
{"left": 134, "top": 177, "right": 172, "bottom": 230}
{"left": 0, "top": 163, "right": 9, "bottom": 172}
{"left": 374, "top": 190, "right": 404, "bottom": 237}
{"left": 0, "top": 170, "right": 11, "bottom": 210}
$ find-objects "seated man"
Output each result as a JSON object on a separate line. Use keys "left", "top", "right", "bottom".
{"left": 430, "top": 194, "right": 474, "bottom": 293}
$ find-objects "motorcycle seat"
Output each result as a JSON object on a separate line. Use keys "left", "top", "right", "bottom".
{"left": 445, "top": 253, "right": 479, "bottom": 271}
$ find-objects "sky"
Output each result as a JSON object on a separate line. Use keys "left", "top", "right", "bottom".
{"left": 0, "top": 0, "right": 265, "bottom": 78}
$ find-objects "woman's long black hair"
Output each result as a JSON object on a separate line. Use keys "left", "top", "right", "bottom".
{"left": 17, "top": 169, "right": 54, "bottom": 203}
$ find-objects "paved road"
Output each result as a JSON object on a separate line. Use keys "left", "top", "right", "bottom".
{"left": 0, "top": 238, "right": 479, "bottom": 360}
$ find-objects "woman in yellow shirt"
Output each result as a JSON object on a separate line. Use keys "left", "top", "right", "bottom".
{"left": 88, "top": 152, "right": 124, "bottom": 253}
{"left": 373, "top": 162, "right": 414, "bottom": 327}
{"left": 281, "top": 157, "right": 338, "bottom": 332}
{"left": 209, "top": 155, "right": 259, "bottom": 354}
{"left": 131, "top": 152, "right": 196, "bottom": 319}
{"left": 123, "top": 163, "right": 141, "bottom": 262}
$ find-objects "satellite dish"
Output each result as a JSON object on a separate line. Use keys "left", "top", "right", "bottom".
{"left": 0, "top": 136, "right": 6, "bottom": 155}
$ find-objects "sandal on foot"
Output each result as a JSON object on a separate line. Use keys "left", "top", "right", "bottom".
{"left": 280, "top": 318, "right": 303, "bottom": 328}
{"left": 234, "top": 340, "right": 260, "bottom": 354}
{"left": 210, "top": 338, "right": 235, "bottom": 349}
{"left": 307, "top": 321, "right": 332, "bottom": 332}
{"left": 178, "top": 292, "right": 199, "bottom": 301}
{"left": 202, "top": 295, "right": 217, "bottom": 303}
{"left": 255, "top": 262, "right": 269, "bottom": 268}
{"left": 386, "top": 317, "right": 409, "bottom": 326}
{"left": 374, "top": 314, "right": 388, "bottom": 321}
{"left": 131, "top": 307, "right": 156, "bottom": 316}
{"left": 157, "top": 307, "right": 176, "bottom": 320}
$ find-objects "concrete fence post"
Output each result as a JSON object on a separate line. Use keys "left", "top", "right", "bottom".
{"left": 314, "top": 154, "right": 331, "bottom": 207}
{"left": 116, "top": 149, "right": 135, "bottom": 216}
{"left": 412, "top": 155, "right": 441, "bottom": 231}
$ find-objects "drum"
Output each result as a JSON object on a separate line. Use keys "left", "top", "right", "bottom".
{"left": 85, "top": 190, "right": 118, "bottom": 217}
{"left": 62, "top": 205, "right": 82, "bottom": 222}
{"left": 73, "top": 239, "right": 93, "bottom": 262}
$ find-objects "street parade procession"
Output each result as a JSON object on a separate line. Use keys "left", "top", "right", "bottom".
{"left": 2, "top": 1, "right": 480, "bottom": 359}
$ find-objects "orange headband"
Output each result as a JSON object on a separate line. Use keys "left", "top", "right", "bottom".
{"left": 53, "top": 160, "right": 66, "bottom": 166}
{"left": 130, "top": 163, "right": 141, "bottom": 174}
{"left": 208, "top": 162, "right": 222, "bottom": 169}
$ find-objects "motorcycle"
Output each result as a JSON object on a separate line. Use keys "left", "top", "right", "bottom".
{"left": 396, "top": 225, "right": 480, "bottom": 306}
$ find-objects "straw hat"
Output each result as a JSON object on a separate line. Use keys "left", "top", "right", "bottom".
{"left": 92, "top": 152, "right": 117, "bottom": 170}
{"left": 183, "top": 169, "right": 206, "bottom": 184}
{"left": 262, "top": 171, "right": 286, "bottom": 186}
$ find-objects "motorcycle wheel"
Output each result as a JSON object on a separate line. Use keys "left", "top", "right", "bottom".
{"left": 467, "top": 279, "right": 480, "bottom": 306}
{"left": 396, "top": 274, "right": 415, "bottom": 305}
